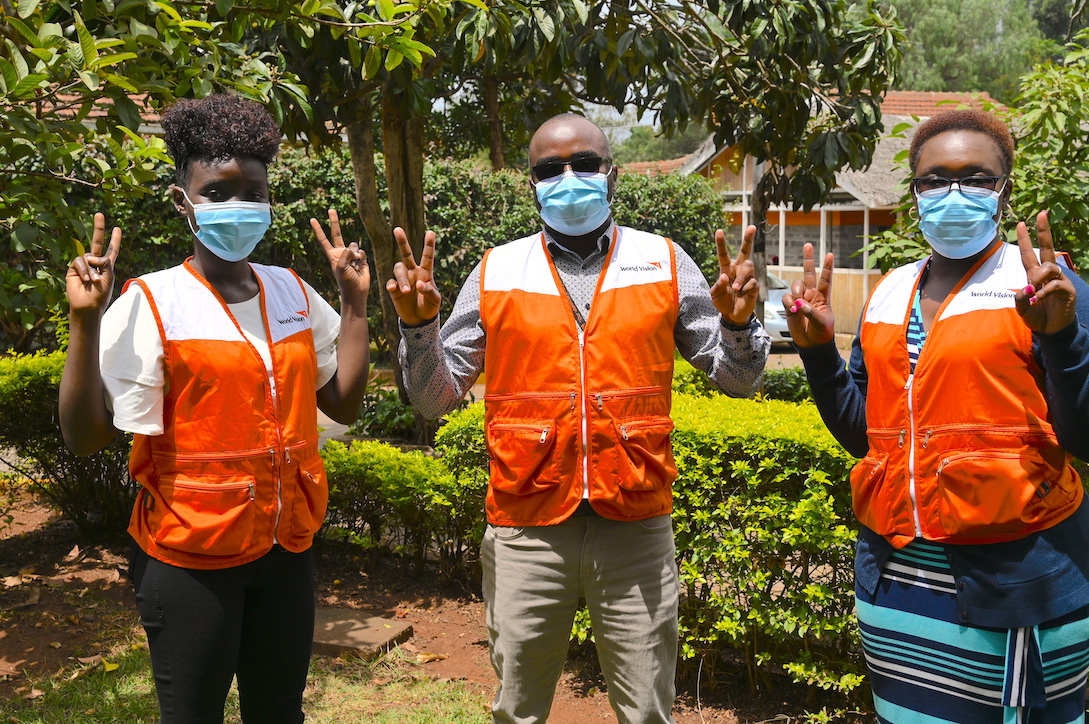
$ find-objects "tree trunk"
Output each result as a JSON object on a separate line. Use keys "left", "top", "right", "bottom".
{"left": 751, "top": 167, "right": 777, "bottom": 326}
{"left": 380, "top": 87, "right": 439, "bottom": 443}
{"left": 344, "top": 108, "right": 396, "bottom": 364}
{"left": 483, "top": 75, "right": 506, "bottom": 171}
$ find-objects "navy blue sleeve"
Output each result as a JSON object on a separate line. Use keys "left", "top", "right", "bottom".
{"left": 796, "top": 324, "right": 868, "bottom": 458}
{"left": 1034, "top": 267, "right": 1089, "bottom": 461}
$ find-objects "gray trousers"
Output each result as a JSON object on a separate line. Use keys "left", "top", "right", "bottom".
{"left": 482, "top": 512, "right": 679, "bottom": 724}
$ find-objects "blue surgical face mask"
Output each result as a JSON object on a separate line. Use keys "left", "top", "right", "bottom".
{"left": 534, "top": 171, "right": 611, "bottom": 237}
{"left": 181, "top": 189, "right": 272, "bottom": 262}
{"left": 917, "top": 186, "right": 1003, "bottom": 260}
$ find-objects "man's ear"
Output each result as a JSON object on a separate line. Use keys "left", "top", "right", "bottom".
{"left": 607, "top": 164, "right": 619, "bottom": 201}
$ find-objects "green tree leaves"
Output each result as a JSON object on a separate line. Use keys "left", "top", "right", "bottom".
{"left": 0, "top": 0, "right": 452, "bottom": 351}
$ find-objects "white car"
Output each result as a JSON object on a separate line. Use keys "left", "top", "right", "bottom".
{"left": 762, "top": 273, "right": 792, "bottom": 345}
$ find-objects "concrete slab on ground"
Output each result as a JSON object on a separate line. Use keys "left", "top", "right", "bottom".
{"left": 312, "top": 608, "right": 413, "bottom": 660}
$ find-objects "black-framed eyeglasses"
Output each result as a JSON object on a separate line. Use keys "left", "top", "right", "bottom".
{"left": 911, "top": 175, "right": 1006, "bottom": 198}
{"left": 531, "top": 156, "right": 611, "bottom": 181}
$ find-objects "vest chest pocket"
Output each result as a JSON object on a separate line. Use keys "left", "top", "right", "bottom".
{"left": 150, "top": 474, "right": 258, "bottom": 556}
{"left": 613, "top": 416, "right": 676, "bottom": 491}
{"left": 486, "top": 419, "right": 561, "bottom": 494}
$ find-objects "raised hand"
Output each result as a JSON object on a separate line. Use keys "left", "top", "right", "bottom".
{"left": 311, "top": 209, "right": 370, "bottom": 299}
{"left": 66, "top": 212, "right": 121, "bottom": 318}
{"left": 1015, "top": 210, "right": 1076, "bottom": 335}
{"left": 385, "top": 227, "right": 441, "bottom": 326}
{"left": 783, "top": 242, "right": 836, "bottom": 348}
{"left": 709, "top": 226, "right": 759, "bottom": 326}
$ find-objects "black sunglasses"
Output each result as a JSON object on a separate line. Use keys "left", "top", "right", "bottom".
{"left": 531, "top": 156, "right": 611, "bottom": 181}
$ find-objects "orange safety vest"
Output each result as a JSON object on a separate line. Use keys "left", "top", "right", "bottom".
{"left": 126, "top": 260, "right": 328, "bottom": 569}
{"left": 479, "top": 227, "right": 679, "bottom": 526}
{"left": 853, "top": 242, "right": 1082, "bottom": 548}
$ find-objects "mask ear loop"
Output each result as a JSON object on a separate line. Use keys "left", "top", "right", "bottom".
{"left": 177, "top": 188, "right": 201, "bottom": 236}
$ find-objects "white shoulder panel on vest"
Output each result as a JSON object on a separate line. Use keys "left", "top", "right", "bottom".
{"left": 138, "top": 265, "right": 310, "bottom": 343}
{"left": 599, "top": 227, "right": 673, "bottom": 294}
{"left": 251, "top": 265, "right": 313, "bottom": 344}
{"left": 863, "top": 260, "right": 925, "bottom": 325}
{"left": 482, "top": 234, "right": 561, "bottom": 295}
{"left": 139, "top": 266, "right": 245, "bottom": 342}
{"left": 941, "top": 243, "right": 1024, "bottom": 319}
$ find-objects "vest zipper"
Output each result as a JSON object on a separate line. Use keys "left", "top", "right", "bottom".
{"left": 269, "top": 372, "right": 285, "bottom": 546}
{"left": 905, "top": 372, "right": 923, "bottom": 538}
{"left": 579, "top": 329, "right": 590, "bottom": 498}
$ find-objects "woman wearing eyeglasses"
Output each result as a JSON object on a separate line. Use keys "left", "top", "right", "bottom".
{"left": 786, "top": 109, "right": 1089, "bottom": 721}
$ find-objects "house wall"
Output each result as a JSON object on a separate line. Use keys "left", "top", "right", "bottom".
{"left": 726, "top": 209, "right": 897, "bottom": 269}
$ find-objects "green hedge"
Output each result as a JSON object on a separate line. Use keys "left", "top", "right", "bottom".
{"left": 669, "top": 394, "right": 860, "bottom": 695}
{"left": 0, "top": 351, "right": 135, "bottom": 535}
{"left": 322, "top": 436, "right": 484, "bottom": 575}
{"left": 674, "top": 357, "right": 814, "bottom": 403}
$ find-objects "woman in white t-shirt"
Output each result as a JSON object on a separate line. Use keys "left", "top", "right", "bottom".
{"left": 59, "top": 94, "right": 371, "bottom": 724}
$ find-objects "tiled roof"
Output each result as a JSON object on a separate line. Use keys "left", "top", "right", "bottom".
{"left": 879, "top": 90, "right": 1005, "bottom": 117}
{"left": 621, "top": 154, "right": 692, "bottom": 175}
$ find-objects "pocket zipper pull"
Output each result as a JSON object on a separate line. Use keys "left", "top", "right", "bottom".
{"left": 248, "top": 482, "right": 256, "bottom": 500}
{"left": 539, "top": 428, "right": 550, "bottom": 443}
{"left": 595, "top": 393, "right": 603, "bottom": 410}
{"left": 620, "top": 424, "right": 629, "bottom": 440}
{"left": 898, "top": 429, "right": 906, "bottom": 447}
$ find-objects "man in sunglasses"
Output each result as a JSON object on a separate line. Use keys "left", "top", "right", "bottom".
{"left": 387, "top": 113, "right": 771, "bottom": 723}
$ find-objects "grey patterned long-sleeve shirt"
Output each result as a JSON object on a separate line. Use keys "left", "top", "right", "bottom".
{"left": 398, "top": 225, "right": 772, "bottom": 420}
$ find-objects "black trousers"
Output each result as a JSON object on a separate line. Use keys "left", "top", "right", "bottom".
{"left": 130, "top": 543, "right": 315, "bottom": 724}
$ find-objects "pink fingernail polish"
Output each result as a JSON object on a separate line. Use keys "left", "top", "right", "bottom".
{"left": 1030, "top": 296, "right": 1038, "bottom": 304}
{"left": 1024, "top": 285, "right": 1035, "bottom": 295}
{"left": 790, "top": 304, "right": 799, "bottom": 314}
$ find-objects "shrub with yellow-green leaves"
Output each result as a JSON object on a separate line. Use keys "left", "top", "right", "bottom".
{"left": 669, "top": 394, "right": 861, "bottom": 696}
{"left": 321, "top": 439, "right": 481, "bottom": 575}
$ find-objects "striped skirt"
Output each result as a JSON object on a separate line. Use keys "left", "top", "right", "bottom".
{"left": 857, "top": 540, "right": 1089, "bottom": 723}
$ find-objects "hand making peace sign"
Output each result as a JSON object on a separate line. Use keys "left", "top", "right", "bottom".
{"left": 66, "top": 212, "right": 122, "bottom": 318}
{"left": 385, "top": 227, "right": 441, "bottom": 326}
{"left": 709, "top": 225, "right": 760, "bottom": 326}
{"left": 310, "top": 209, "right": 370, "bottom": 301}
{"left": 782, "top": 242, "right": 836, "bottom": 348}
{"left": 1015, "top": 210, "right": 1077, "bottom": 335}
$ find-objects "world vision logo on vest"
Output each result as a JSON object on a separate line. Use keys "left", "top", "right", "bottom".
{"left": 620, "top": 260, "right": 667, "bottom": 273}
{"left": 277, "top": 311, "right": 309, "bottom": 325}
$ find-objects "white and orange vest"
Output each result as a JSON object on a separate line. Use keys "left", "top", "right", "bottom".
{"left": 127, "top": 261, "right": 328, "bottom": 569}
{"left": 854, "top": 242, "right": 1082, "bottom": 548}
{"left": 480, "top": 227, "right": 679, "bottom": 526}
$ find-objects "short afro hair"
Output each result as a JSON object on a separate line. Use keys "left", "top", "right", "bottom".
{"left": 909, "top": 109, "right": 1014, "bottom": 176}
{"left": 161, "top": 94, "right": 282, "bottom": 186}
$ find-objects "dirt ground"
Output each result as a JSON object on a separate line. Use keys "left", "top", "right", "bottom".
{"left": 0, "top": 489, "right": 827, "bottom": 722}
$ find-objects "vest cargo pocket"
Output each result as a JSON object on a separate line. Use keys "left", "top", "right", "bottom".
{"left": 849, "top": 453, "right": 889, "bottom": 521}
{"left": 285, "top": 457, "right": 329, "bottom": 548}
{"left": 935, "top": 449, "right": 1071, "bottom": 537}
{"left": 152, "top": 474, "right": 258, "bottom": 556}
{"left": 614, "top": 416, "right": 676, "bottom": 491}
{"left": 486, "top": 419, "right": 560, "bottom": 494}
